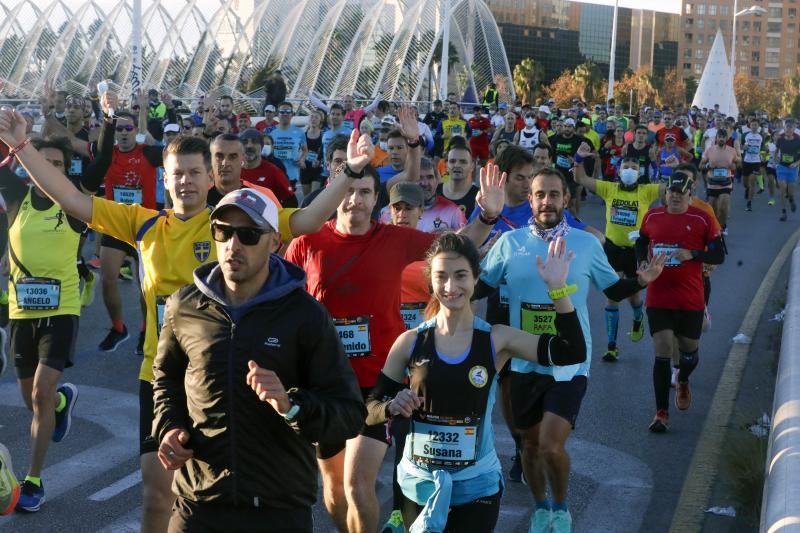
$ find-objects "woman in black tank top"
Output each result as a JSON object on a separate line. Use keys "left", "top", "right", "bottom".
{"left": 365, "top": 233, "right": 586, "bottom": 532}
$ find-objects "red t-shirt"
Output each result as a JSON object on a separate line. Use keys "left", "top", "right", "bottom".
{"left": 656, "top": 126, "right": 689, "bottom": 149}
{"left": 285, "top": 221, "right": 436, "bottom": 387}
{"left": 240, "top": 160, "right": 294, "bottom": 204}
{"left": 468, "top": 116, "right": 491, "bottom": 144}
{"left": 640, "top": 206, "right": 720, "bottom": 311}
{"left": 105, "top": 144, "right": 157, "bottom": 209}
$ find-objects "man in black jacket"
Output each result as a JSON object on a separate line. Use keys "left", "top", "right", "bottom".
{"left": 152, "top": 188, "right": 365, "bottom": 532}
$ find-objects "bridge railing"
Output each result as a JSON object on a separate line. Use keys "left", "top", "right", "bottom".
{"left": 760, "top": 240, "right": 800, "bottom": 532}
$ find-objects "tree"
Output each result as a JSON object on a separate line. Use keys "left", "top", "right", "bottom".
{"left": 634, "top": 67, "right": 658, "bottom": 107}
{"left": 733, "top": 72, "right": 763, "bottom": 115}
{"left": 572, "top": 61, "right": 604, "bottom": 103}
{"left": 658, "top": 68, "right": 686, "bottom": 110}
{"left": 513, "top": 57, "right": 544, "bottom": 105}
{"left": 684, "top": 76, "right": 698, "bottom": 105}
{"left": 240, "top": 58, "right": 280, "bottom": 94}
{"left": 544, "top": 69, "right": 583, "bottom": 108}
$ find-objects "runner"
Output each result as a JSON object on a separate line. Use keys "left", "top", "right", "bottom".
{"left": 365, "top": 233, "right": 587, "bottom": 533}
{"left": 300, "top": 109, "right": 325, "bottom": 196}
{"left": 517, "top": 112, "right": 548, "bottom": 153}
{"left": 437, "top": 137, "right": 480, "bottom": 217}
{"left": 576, "top": 157, "right": 663, "bottom": 361}
{"left": 284, "top": 126, "right": 504, "bottom": 532}
{"left": 478, "top": 168, "right": 665, "bottom": 532}
{"left": 3, "top": 138, "right": 85, "bottom": 512}
{"left": 309, "top": 92, "right": 382, "bottom": 132}
{"left": 492, "top": 112, "right": 519, "bottom": 146}
{"left": 438, "top": 102, "right": 469, "bottom": 153}
{"left": 622, "top": 125, "right": 655, "bottom": 183}
{"left": 238, "top": 128, "right": 295, "bottom": 207}
{"left": 699, "top": 128, "right": 739, "bottom": 233}
{"left": 775, "top": 117, "right": 800, "bottom": 222}
{"left": 468, "top": 105, "right": 492, "bottom": 167}
{"left": 548, "top": 118, "right": 588, "bottom": 214}
{"left": 269, "top": 102, "right": 307, "bottom": 191}
{"left": 320, "top": 104, "right": 353, "bottom": 180}
{"left": 656, "top": 134, "right": 692, "bottom": 181}
{"left": 741, "top": 118, "right": 765, "bottom": 212}
{"left": 635, "top": 171, "right": 724, "bottom": 432}
{"left": 0, "top": 101, "right": 379, "bottom": 532}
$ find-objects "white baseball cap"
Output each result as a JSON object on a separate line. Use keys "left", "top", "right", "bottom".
{"left": 538, "top": 105, "right": 550, "bottom": 114}
{"left": 563, "top": 118, "right": 576, "bottom": 127}
{"left": 210, "top": 188, "right": 279, "bottom": 231}
{"left": 163, "top": 123, "right": 180, "bottom": 133}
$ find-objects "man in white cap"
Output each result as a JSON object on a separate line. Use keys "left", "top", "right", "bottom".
{"left": 153, "top": 187, "right": 365, "bottom": 531}
{"left": 255, "top": 105, "right": 278, "bottom": 135}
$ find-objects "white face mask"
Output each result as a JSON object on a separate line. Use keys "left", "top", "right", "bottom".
{"left": 620, "top": 168, "right": 639, "bottom": 185}
{"left": 379, "top": 141, "right": 388, "bottom": 151}
{"left": 514, "top": 106, "right": 522, "bottom": 112}
{"left": 525, "top": 118, "right": 535, "bottom": 127}
{"left": 261, "top": 145, "right": 272, "bottom": 157}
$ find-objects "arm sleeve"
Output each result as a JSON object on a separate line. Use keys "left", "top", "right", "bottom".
{"left": 536, "top": 311, "right": 586, "bottom": 366}
{"left": 288, "top": 305, "right": 366, "bottom": 444}
{"left": 151, "top": 295, "right": 190, "bottom": 445}
{"left": 635, "top": 229, "right": 651, "bottom": 263}
{"left": 694, "top": 236, "right": 725, "bottom": 265}
{"left": 143, "top": 146, "right": 164, "bottom": 168}
{"left": 603, "top": 277, "right": 647, "bottom": 302}
{"left": 308, "top": 94, "right": 331, "bottom": 113}
{"left": 365, "top": 372, "right": 406, "bottom": 425}
{"left": 363, "top": 94, "right": 381, "bottom": 113}
{"left": 81, "top": 118, "right": 116, "bottom": 192}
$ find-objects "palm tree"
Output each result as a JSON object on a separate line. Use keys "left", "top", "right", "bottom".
{"left": 573, "top": 62, "right": 603, "bottom": 103}
{"left": 513, "top": 58, "right": 544, "bottom": 104}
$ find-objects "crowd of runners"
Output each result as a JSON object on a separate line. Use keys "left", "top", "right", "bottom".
{"left": 0, "top": 77, "right": 798, "bottom": 533}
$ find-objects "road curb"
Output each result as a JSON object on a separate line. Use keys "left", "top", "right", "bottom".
{"left": 668, "top": 227, "right": 800, "bottom": 533}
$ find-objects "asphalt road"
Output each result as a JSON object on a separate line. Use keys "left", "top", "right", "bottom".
{"left": 0, "top": 184, "right": 796, "bottom": 532}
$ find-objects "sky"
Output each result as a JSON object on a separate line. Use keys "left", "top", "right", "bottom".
{"left": 569, "top": 0, "right": 682, "bottom": 14}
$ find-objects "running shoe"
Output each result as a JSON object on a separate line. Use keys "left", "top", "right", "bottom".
{"left": 745, "top": 201, "right": 752, "bottom": 212}
{"left": 648, "top": 409, "right": 670, "bottom": 433}
{"left": 0, "top": 443, "right": 19, "bottom": 516}
{"left": 676, "top": 381, "right": 692, "bottom": 411}
{"left": 0, "top": 327, "right": 7, "bottom": 377}
{"left": 119, "top": 265, "right": 133, "bottom": 281}
{"left": 722, "top": 227, "right": 729, "bottom": 236}
{"left": 529, "top": 508, "right": 551, "bottom": 533}
{"left": 780, "top": 211, "right": 788, "bottom": 222}
{"left": 99, "top": 326, "right": 129, "bottom": 352}
{"left": 80, "top": 270, "right": 97, "bottom": 307}
{"left": 702, "top": 307, "right": 712, "bottom": 332}
{"left": 768, "top": 199, "right": 776, "bottom": 206}
{"left": 629, "top": 318, "right": 645, "bottom": 343}
{"left": 509, "top": 449, "right": 523, "bottom": 482}
{"left": 135, "top": 331, "right": 145, "bottom": 356}
{"left": 790, "top": 197, "right": 797, "bottom": 213}
{"left": 53, "top": 383, "right": 78, "bottom": 443}
{"left": 602, "top": 346, "right": 618, "bottom": 362}
{"left": 87, "top": 257, "right": 101, "bottom": 269}
{"left": 15, "top": 480, "right": 44, "bottom": 512}
{"left": 550, "top": 509, "right": 573, "bottom": 533}
{"left": 380, "top": 510, "right": 404, "bottom": 533}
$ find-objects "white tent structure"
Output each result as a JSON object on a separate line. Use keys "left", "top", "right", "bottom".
{"left": 692, "top": 29, "right": 739, "bottom": 117}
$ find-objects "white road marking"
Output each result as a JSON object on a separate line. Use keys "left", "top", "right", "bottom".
{"left": 0, "top": 384, "right": 138, "bottom": 526}
{"left": 88, "top": 470, "right": 142, "bottom": 501}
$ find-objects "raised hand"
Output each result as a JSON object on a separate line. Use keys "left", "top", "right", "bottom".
{"left": 397, "top": 104, "right": 420, "bottom": 142}
{"left": 346, "top": 127, "right": 374, "bottom": 173}
{"left": 135, "top": 88, "right": 147, "bottom": 109}
{"left": 636, "top": 252, "right": 667, "bottom": 285}
{"left": 576, "top": 141, "right": 593, "bottom": 158}
{"left": 475, "top": 163, "right": 506, "bottom": 219}
{"left": 536, "top": 237, "right": 575, "bottom": 290}
{"left": 100, "top": 91, "right": 118, "bottom": 117}
{"left": 0, "top": 108, "right": 29, "bottom": 147}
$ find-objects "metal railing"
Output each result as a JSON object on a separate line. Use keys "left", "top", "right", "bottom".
{"left": 760, "top": 240, "right": 800, "bottom": 532}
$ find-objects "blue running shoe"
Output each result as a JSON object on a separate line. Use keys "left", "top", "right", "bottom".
{"left": 15, "top": 480, "right": 44, "bottom": 513}
{"left": 53, "top": 383, "right": 78, "bottom": 443}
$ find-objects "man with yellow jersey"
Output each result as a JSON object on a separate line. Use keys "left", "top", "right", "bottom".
{"left": 2, "top": 137, "right": 84, "bottom": 512}
{"left": 576, "top": 155, "right": 664, "bottom": 361}
{"left": 0, "top": 99, "right": 374, "bottom": 532}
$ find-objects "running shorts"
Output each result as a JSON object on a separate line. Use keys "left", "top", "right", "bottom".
{"left": 509, "top": 372, "right": 588, "bottom": 429}
{"left": 646, "top": 307, "right": 704, "bottom": 340}
{"left": 776, "top": 165, "right": 799, "bottom": 184}
{"left": 707, "top": 187, "right": 732, "bottom": 198}
{"left": 169, "top": 497, "right": 313, "bottom": 533}
{"left": 401, "top": 489, "right": 502, "bottom": 533}
{"left": 100, "top": 234, "right": 136, "bottom": 256}
{"left": 742, "top": 162, "right": 762, "bottom": 176}
{"left": 12, "top": 315, "right": 78, "bottom": 379}
{"left": 603, "top": 240, "right": 637, "bottom": 278}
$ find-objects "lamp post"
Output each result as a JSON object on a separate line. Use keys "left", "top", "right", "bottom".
{"left": 607, "top": 0, "right": 619, "bottom": 104}
{"left": 730, "top": 2, "right": 767, "bottom": 112}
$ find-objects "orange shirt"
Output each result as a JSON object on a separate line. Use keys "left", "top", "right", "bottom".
{"left": 371, "top": 145, "right": 389, "bottom": 168}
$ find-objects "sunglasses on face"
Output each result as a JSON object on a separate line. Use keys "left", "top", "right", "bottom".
{"left": 183, "top": 125, "right": 192, "bottom": 130}
{"left": 211, "top": 222, "right": 271, "bottom": 245}
{"left": 116, "top": 124, "right": 135, "bottom": 132}
{"left": 278, "top": 110, "right": 292, "bottom": 115}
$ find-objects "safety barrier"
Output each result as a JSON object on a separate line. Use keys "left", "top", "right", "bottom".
{"left": 760, "top": 240, "right": 800, "bottom": 532}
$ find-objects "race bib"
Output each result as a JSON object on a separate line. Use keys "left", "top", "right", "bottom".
{"left": 306, "top": 151, "right": 318, "bottom": 163}
{"left": 611, "top": 156, "right": 621, "bottom": 168}
{"left": 333, "top": 316, "right": 371, "bottom": 357}
{"left": 610, "top": 205, "right": 638, "bottom": 227}
{"left": 652, "top": 243, "right": 682, "bottom": 267}
{"left": 520, "top": 302, "right": 557, "bottom": 335}
{"left": 639, "top": 166, "right": 646, "bottom": 177}
{"left": 710, "top": 168, "right": 731, "bottom": 184}
{"left": 450, "top": 125, "right": 463, "bottom": 136}
{"left": 712, "top": 168, "right": 729, "bottom": 177}
{"left": 113, "top": 185, "right": 143, "bottom": 205}
{"left": 411, "top": 414, "right": 480, "bottom": 467}
{"left": 746, "top": 145, "right": 760, "bottom": 155}
{"left": 400, "top": 302, "right": 426, "bottom": 330}
{"left": 69, "top": 158, "right": 82, "bottom": 176}
{"left": 471, "top": 129, "right": 481, "bottom": 137}
{"left": 782, "top": 154, "right": 795, "bottom": 164}
{"left": 342, "top": 119, "right": 354, "bottom": 131}
{"left": 274, "top": 144, "right": 293, "bottom": 160}
{"left": 15, "top": 277, "right": 60, "bottom": 310}
{"left": 156, "top": 295, "right": 167, "bottom": 337}
{"left": 556, "top": 155, "right": 571, "bottom": 168}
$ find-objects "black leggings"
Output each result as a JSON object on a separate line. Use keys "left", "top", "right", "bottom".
{"left": 401, "top": 489, "right": 502, "bottom": 533}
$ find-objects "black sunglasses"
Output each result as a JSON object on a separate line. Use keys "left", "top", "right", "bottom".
{"left": 211, "top": 222, "right": 271, "bottom": 245}
{"left": 116, "top": 124, "right": 135, "bottom": 132}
